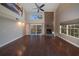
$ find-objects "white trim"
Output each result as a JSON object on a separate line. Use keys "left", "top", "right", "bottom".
{"left": 61, "top": 33, "right": 79, "bottom": 40}
{"left": 66, "top": 25, "right": 68, "bottom": 35}
{"left": 53, "top": 12, "right": 56, "bottom": 37}
{"left": 58, "top": 34, "right": 79, "bottom": 48}
{"left": 0, "top": 35, "right": 24, "bottom": 47}
{"left": 59, "top": 25, "right": 62, "bottom": 34}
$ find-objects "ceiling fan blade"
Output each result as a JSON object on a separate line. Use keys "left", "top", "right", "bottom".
{"left": 37, "top": 9, "right": 39, "bottom": 13}
{"left": 40, "top": 4, "right": 45, "bottom": 8}
{"left": 35, "top": 3, "right": 39, "bottom": 8}
{"left": 40, "top": 8, "right": 44, "bottom": 11}
{"left": 35, "top": 3, "right": 44, "bottom": 12}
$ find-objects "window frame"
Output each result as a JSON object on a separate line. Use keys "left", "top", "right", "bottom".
{"left": 60, "top": 24, "right": 79, "bottom": 38}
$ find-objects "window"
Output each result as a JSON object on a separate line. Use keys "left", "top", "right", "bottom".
{"left": 61, "top": 25, "right": 67, "bottom": 34}
{"left": 60, "top": 24, "right": 79, "bottom": 38}
{"left": 31, "top": 12, "right": 43, "bottom": 20}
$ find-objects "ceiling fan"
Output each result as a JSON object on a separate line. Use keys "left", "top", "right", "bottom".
{"left": 35, "top": 3, "right": 45, "bottom": 13}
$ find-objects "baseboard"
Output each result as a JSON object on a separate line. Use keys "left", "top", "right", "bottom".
{"left": 0, "top": 35, "right": 24, "bottom": 48}
{"left": 58, "top": 35, "right": 79, "bottom": 48}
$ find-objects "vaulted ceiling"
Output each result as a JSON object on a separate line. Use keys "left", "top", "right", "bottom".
{"left": 21, "top": 3, "right": 59, "bottom": 12}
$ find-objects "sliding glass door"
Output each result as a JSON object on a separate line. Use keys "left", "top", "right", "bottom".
{"left": 30, "top": 24, "right": 42, "bottom": 35}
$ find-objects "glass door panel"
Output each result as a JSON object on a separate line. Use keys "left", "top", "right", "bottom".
{"left": 30, "top": 24, "right": 42, "bottom": 35}
{"left": 30, "top": 25, "right": 37, "bottom": 35}
{"left": 37, "top": 25, "right": 42, "bottom": 34}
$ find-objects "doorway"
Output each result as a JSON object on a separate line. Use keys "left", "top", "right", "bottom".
{"left": 30, "top": 24, "right": 43, "bottom": 35}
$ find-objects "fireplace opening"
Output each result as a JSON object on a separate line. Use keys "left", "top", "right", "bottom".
{"left": 46, "top": 29, "right": 52, "bottom": 34}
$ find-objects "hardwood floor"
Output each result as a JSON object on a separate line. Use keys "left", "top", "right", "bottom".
{"left": 0, "top": 35, "right": 79, "bottom": 56}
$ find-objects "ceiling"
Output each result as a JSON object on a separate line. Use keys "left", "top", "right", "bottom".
{"left": 21, "top": 3, "right": 59, "bottom": 12}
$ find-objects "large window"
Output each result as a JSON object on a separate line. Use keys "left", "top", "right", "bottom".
{"left": 60, "top": 24, "right": 79, "bottom": 38}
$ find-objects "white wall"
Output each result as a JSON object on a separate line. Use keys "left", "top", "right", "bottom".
{"left": 55, "top": 3, "right": 79, "bottom": 47}
{"left": 0, "top": 4, "right": 25, "bottom": 47}
{"left": 58, "top": 4, "right": 79, "bottom": 23}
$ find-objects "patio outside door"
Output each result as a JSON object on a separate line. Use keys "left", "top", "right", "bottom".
{"left": 30, "top": 24, "right": 42, "bottom": 35}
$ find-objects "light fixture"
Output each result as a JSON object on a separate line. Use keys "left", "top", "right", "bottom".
{"left": 16, "top": 17, "right": 25, "bottom": 26}
{"left": 18, "top": 22, "right": 22, "bottom": 25}
{"left": 22, "top": 23, "right": 25, "bottom": 26}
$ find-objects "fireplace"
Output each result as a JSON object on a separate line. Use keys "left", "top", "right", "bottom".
{"left": 46, "top": 29, "right": 52, "bottom": 34}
